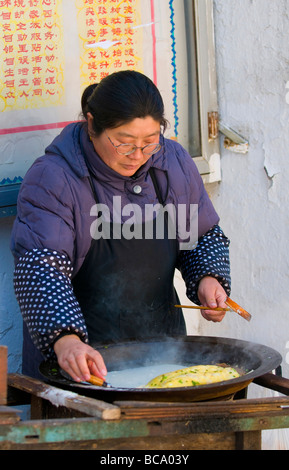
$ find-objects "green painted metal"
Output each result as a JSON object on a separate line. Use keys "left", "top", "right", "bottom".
{"left": 1, "top": 412, "right": 289, "bottom": 446}
{"left": 0, "top": 418, "right": 150, "bottom": 445}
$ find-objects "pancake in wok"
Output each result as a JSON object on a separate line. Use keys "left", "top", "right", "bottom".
{"left": 145, "top": 364, "right": 240, "bottom": 388}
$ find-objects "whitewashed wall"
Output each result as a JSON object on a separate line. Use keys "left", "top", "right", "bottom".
{"left": 179, "top": 0, "right": 289, "bottom": 450}
{"left": 207, "top": 0, "right": 289, "bottom": 370}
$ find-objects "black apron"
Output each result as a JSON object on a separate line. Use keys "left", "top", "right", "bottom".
{"left": 72, "top": 167, "right": 186, "bottom": 346}
{"left": 22, "top": 168, "right": 186, "bottom": 378}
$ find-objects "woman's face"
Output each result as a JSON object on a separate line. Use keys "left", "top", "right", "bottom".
{"left": 88, "top": 114, "right": 161, "bottom": 177}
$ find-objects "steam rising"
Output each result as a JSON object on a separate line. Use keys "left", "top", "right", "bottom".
{"left": 92, "top": 336, "right": 281, "bottom": 390}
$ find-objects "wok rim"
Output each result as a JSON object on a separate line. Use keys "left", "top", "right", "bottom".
{"left": 94, "top": 335, "right": 282, "bottom": 392}
{"left": 40, "top": 335, "right": 282, "bottom": 395}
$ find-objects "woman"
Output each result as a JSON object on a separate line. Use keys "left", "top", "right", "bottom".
{"left": 11, "top": 71, "right": 231, "bottom": 383}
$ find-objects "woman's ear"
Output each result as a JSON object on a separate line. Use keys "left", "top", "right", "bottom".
{"left": 87, "top": 112, "right": 94, "bottom": 136}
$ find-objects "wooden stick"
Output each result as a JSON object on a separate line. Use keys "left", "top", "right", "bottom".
{"left": 8, "top": 373, "right": 119, "bottom": 420}
{"left": 175, "top": 305, "right": 230, "bottom": 312}
{"left": 0, "top": 346, "right": 7, "bottom": 405}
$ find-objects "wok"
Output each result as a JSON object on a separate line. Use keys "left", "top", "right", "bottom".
{"left": 39, "top": 335, "right": 282, "bottom": 402}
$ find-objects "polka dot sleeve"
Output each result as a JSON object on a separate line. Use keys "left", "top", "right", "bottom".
{"left": 177, "top": 225, "right": 231, "bottom": 305}
{"left": 13, "top": 248, "right": 88, "bottom": 358}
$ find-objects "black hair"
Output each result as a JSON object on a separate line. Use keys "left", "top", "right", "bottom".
{"left": 81, "top": 70, "right": 168, "bottom": 136}
{"left": 81, "top": 83, "right": 98, "bottom": 115}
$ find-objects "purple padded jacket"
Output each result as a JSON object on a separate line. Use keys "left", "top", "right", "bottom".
{"left": 11, "top": 122, "right": 220, "bottom": 267}
{"left": 10, "top": 122, "right": 231, "bottom": 359}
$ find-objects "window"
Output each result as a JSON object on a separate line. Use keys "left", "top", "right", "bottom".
{"left": 148, "top": 0, "right": 221, "bottom": 183}
{"left": 176, "top": 0, "right": 221, "bottom": 183}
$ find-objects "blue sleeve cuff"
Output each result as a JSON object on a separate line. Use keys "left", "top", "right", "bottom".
{"left": 178, "top": 225, "right": 231, "bottom": 305}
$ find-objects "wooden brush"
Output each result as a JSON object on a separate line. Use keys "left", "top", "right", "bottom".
{"left": 225, "top": 297, "right": 252, "bottom": 322}
{"left": 175, "top": 298, "right": 252, "bottom": 322}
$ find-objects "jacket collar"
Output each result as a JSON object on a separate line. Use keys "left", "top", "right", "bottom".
{"left": 46, "top": 122, "right": 168, "bottom": 187}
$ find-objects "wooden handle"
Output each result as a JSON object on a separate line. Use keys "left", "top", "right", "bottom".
{"left": 225, "top": 298, "right": 252, "bottom": 322}
{"left": 88, "top": 375, "right": 105, "bottom": 386}
{"left": 254, "top": 373, "right": 289, "bottom": 395}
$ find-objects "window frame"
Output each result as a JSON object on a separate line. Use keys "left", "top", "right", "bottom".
{"left": 191, "top": 0, "right": 221, "bottom": 183}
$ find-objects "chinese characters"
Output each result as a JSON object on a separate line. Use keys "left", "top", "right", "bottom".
{"left": 0, "top": 0, "right": 144, "bottom": 113}
{"left": 0, "top": 0, "right": 64, "bottom": 111}
{"left": 76, "top": 0, "right": 143, "bottom": 89}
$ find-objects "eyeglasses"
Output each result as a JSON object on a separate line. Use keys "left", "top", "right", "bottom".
{"left": 106, "top": 132, "right": 161, "bottom": 156}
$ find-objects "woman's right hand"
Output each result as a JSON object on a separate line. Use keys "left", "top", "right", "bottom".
{"left": 53, "top": 334, "right": 107, "bottom": 382}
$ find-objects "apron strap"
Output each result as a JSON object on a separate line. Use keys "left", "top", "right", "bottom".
{"left": 148, "top": 167, "right": 169, "bottom": 206}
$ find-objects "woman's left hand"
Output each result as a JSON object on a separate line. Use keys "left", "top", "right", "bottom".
{"left": 197, "top": 276, "right": 228, "bottom": 322}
